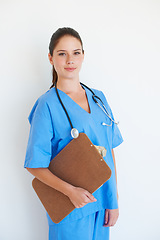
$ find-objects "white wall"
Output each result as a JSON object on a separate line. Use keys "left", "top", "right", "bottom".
{"left": 0, "top": 0, "right": 160, "bottom": 239}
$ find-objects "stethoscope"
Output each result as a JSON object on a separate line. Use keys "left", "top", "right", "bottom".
{"left": 54, "top": 81, "right": 119, "bottom": 139}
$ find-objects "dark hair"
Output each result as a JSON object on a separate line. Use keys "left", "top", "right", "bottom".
{"left": 48, "top": 27, "right": 84, "bottom": 89}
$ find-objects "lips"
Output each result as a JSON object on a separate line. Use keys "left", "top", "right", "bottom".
{"left": 65, "top": 68, "right": 76, "bottom": 71}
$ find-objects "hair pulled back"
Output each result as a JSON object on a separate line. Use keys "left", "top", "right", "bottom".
{"left": 48, "top": 27, "right": 84, "bottom": 89}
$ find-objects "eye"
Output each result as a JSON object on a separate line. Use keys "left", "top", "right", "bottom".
{"left": 58, "top": 52, "right": 80, "bottom": 56}
{"left": 58, "top": 53, "right": 65, "bottom": 56}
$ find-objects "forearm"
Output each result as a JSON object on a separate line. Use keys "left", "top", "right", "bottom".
{"left": 111, "top": 149, "right": 119, "bottom": 200}
{"left": 26, "top": 167, "right": 74, "bottom": 197}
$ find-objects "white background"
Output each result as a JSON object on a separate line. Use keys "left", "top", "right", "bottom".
{"left": 0, "top": 0, "right": 160, "bottom": 239}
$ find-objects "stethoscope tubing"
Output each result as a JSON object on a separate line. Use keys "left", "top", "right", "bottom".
{"left": 54, "top": 81, "right": 119, "bottom": 131}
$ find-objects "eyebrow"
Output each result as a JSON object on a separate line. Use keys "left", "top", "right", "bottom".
{"left": 57, "top": 49, "right": 81, "bottom": 52}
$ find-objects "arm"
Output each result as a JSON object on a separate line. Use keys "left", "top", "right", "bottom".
{"left": 26, "top": 167, "right": 74, "bottom": 196}
{"left": 25, "top": 100, "right": 96, "bottom": 208}
{"left": 111, "top": 149, "right": 119, "bottom": 201}
{"left": 104, "top": 149, "right": 119, "bottom": 227}
{"left": 26, "top": 167, "right": 97, "bottom": 208}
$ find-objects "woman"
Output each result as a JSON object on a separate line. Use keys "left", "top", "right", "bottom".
{"left": 24, "top": 27, "right": 124, "bottom": 240}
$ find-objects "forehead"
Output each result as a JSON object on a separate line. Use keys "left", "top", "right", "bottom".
{"left": 55, "top": 35, "right": 82, "bottom": 51}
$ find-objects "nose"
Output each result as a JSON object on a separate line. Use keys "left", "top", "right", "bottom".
{"left": 66, "top": 56, "right": 74, "bottom": 64}
{"left": 67, "top": 60, "right": 74, "bottom": 64}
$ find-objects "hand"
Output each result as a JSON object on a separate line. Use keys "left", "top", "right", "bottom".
{"left": 67, "top": 186, "right": 97, "bottom": 208}
{"left": 103, "top": 208, "right": 119, "bottom": 227}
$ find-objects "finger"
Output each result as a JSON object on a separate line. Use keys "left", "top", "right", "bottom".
{"left": 104, "top": 216, "right": 116, "bottom": 227}
{"left": 104, "top": 209, "right": 109, "bottom": 224}
{"left": 104, "top": 221, "right": 114, "bottom": 227}
{"left": 103, "top": 210, "right": 114, "bottom": 227}
{"left": 104, "top": 218, "right": 113, "bottom": 227}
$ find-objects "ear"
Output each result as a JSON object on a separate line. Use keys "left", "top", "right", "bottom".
{"left": 48, "top": 53, "right": 54, "bottom": 65}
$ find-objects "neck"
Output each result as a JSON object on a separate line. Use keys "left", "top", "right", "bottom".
{"left": 56, "top": 78, "right": 84, "bottom": 94}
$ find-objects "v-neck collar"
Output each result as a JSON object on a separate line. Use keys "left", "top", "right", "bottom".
{"left": 53, "top": 84, "right": 92, "bottom": 115}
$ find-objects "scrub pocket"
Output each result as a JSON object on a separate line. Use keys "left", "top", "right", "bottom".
{"left": 48, "top": 209, "right": 110, "bottom": 240}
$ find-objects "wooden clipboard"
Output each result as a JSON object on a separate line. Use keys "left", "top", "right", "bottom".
{"left": 32, "top": 132, "right": 111, "bottom": 223}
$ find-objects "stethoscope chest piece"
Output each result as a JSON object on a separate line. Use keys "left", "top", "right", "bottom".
{"left": 71, "top": 128, "right": 79, "bottom": 139}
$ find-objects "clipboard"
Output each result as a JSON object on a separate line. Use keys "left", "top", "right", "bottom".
{"left": 32, "top": 132, "right": 111, "bottom": 223}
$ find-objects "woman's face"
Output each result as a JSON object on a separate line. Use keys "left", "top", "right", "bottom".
{"left": 48, "top": 35, "right": 84, "bottom": 80}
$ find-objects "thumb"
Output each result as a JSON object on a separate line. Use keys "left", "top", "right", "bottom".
{"left": 85, "top": 192, "right": 97, "bottom": 202}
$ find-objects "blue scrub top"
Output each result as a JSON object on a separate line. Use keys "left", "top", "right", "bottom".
{"left": 24, "top": 85, "right": 124, "bottom": 224}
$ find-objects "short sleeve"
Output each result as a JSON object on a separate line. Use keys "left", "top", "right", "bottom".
{"left": 100, "top": 90, "right": 124, "bottom": 149}
{"left": 24, "top": 97, "right": 54, "bottom": 168}
{"left": 111, "top": 114, "right": 124, "bottom": 148}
